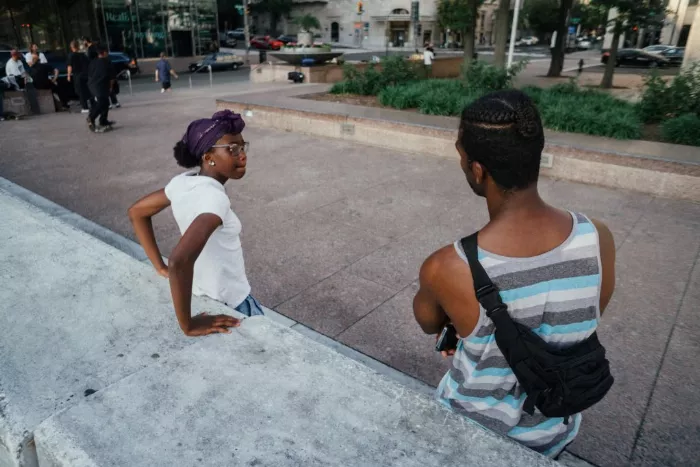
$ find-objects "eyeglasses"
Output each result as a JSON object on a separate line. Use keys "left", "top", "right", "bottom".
{"left": 211, "top": 142, "right": 249, "bottom": 156}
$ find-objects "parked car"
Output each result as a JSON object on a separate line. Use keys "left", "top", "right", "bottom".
{"left": 277, "top": 34, "right": 298, "bottom": 45}
{"left": 222, "top": 34, "right": 238, "bottom": 48}
{"left": 109, "top": 52, "right": 140, "bottom": 77}
{"left": 516, "top": 36, "right": 539, "bottom": 46}
{"left": 576, "top": 37, "right": 593, "bottom": 50}
{"left": 601, "top": 48, "right": 670, "bottom": 68}
{"left": 660, "top": 47, "right": 685, "bottom": 66}
{"left": 250, "top": 36, "right": 283, "bottom": 50}
{"left": 188, "top": 52, "right": 244, "bottom": 72}
{"left": 643, "top": 45, "right": 674, "bottom": 55}
{"left": 228, "top": 28, "right": 246, "bottom": 40}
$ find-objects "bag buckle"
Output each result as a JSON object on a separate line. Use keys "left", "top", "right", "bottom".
{"left": 475, "top": 284, "right": 496, "bottom": 300}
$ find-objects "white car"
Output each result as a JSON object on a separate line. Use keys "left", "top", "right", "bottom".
{"left": 577, "top": 39, "right": 592, "bottom": 50}
{"left": 643, "top": 45, "right": 674, "bottom": 55}
{"left": 516, "top": 36, "right": 539, "bottom": 46}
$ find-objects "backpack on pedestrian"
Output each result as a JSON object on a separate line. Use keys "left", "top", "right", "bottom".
{"left": 461, "top": 233, "right": 614, "bottom": 423}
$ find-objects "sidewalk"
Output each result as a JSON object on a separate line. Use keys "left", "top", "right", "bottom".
{"left": 0, "top": 183, "right": 556, "bottom": 467}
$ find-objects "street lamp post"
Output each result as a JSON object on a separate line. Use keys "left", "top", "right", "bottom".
{"left": 506, "top": 0, "right": 522, "bottom": 69}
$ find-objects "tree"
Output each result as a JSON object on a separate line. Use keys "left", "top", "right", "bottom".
{"left": 294, "top": 14, "right": 320, "bottom": 32}
{"left": 493, "top": 0, "right": 510, "bottom": 68}
{"left": 437, "top": 0, "right": 483, "bottom": 69}
{"left": 522, "top": 0, "right": 560, "bottom": 38}
{"left": 546, "top": 0, "right": 574, "bottom": 77}
{"left": 251, "top": 0, "right": 293, "bottom": 35}
{"left": 593, "top": 0, "right": 666, "bottom": 88}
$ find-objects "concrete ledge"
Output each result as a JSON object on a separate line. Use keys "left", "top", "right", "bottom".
{"left": 34, "top": 318, "right": 555, "bottom": 467}
{"left": 1, "top": 185, "right": 556, "bottom": 467}
{"left": 0, "top": 187, "right": 238, "bottom": 467}
{"left": 217, "top": 100, "right": 700, "bottom": 202}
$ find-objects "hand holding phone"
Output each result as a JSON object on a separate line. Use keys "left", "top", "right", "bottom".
{"left": 435, "top": 324, "right": 459, "bottom": 354}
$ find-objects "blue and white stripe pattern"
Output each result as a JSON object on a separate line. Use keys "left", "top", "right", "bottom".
{"left": 436, "top": 212, "right": 601, "bottom": 457}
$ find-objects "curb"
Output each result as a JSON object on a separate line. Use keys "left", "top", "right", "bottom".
{"left": 0, "top": 176, "right": 434, "bottom": 395}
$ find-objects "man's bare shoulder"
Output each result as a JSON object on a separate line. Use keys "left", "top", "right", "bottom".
{"left": 420, "top": 243, "right": 471, "bottom": 286}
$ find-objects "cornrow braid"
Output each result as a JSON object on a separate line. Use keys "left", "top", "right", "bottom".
{"left": 459, "top": 90, "right": 545, "bottom": 190}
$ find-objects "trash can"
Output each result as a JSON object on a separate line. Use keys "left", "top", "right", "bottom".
{"left": 259, "top": 50, "right": 267, "bottom": 63}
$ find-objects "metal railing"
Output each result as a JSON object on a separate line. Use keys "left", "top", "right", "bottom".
{"left": 189, "top": 65, "right": 213, "bottom": 89}
{"left": 116, "top": 69, "right": 133, "bottom": 95}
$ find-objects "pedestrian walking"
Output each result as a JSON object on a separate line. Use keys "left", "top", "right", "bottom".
{"left": 414, "top": 90, "right": 616, "bottom": 459}
{"left": 154, "top": 52, "right": 179, "bottom": 93}
{"left": 67, "top": 40, "right": 92, "bottom": 113}
{"left": 128, "top": 110, "right": 263, "bottom": 337}
{"left": 87, "top": 44, "right": 115, "bottom": 132}
{"left": 85, "top": 38, "right": 99, "bottom": 62}
{"left": 423, "top": 44, "right": 435, "bottom": 78}
{"left": 109, "top": 81, "right": 121, "bottom": 108}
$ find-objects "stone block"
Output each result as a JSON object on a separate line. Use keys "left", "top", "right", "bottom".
{"left": 34, "top": 318, "right": 556, "bottom": 467}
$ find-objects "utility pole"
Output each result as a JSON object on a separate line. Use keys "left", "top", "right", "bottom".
{"left": 507, "top": 0, "right": 522, "bottom": 68}
{"left": 243, "top": 0, "right": 251, "bottom": 64}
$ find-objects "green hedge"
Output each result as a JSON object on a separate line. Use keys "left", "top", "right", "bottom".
{"left": 524, "top": 84, "right": 642, "bottom": 140}
{"left": 661, "top": 113, "right": 700, "bottom": 146}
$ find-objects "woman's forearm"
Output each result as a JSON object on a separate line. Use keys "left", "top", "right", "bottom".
{"left": 130, "top": 216, "right": 166, "bottom": 270}
{"left": 169, "top": 260, "right": 194, "bottom": 332}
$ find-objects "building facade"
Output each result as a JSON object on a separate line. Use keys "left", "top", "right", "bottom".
{"left": 660, "top": 0, "right": 698, "bottom": 47}
{"left": 266, "top": 0, "right": 438, "bottom": 49}
{"left": 99, "top": 0, "right": 218, "bottom": 58}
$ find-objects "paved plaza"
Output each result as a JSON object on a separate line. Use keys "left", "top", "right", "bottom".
{"left": 1, "top": 84, "right": 699, "bottom": 466}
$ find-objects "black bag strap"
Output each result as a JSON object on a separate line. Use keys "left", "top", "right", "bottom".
{"left": 461, "top": 233, "right": 521, "bottom": 337}
{"left": 460, "top": 233, "right": 507, "bottom": 318}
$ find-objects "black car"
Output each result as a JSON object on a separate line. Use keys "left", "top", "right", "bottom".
{"left": 661, "top": 47, "right": 685, "bottom": 66}
{"left": 277, "top": 35, "right": 298, "bottom": 45}
{"left": 601, "top": 48, "right": 670, "bottom": 68}
{"left": 189, "top": 52, "right": 244, "bottom": 72}
{"left": 109, "top": 52, "right": 140, "bottom": 78}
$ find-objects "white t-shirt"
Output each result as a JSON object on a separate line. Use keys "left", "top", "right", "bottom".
{"left": 25, "top": 52, "right": 47, "bottom": 65}
{"left": 164, "top": 171, "right": 251, "bottom": 308}
{"left": 423, "top": 50, "right": 434, "bottom": 66}
{"left": 5, "top": 59, "right": 25, "bottom": 77}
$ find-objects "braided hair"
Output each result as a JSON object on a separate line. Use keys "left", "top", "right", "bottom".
{"left": 459, "top": 90, "right": 544, "bottom": 190}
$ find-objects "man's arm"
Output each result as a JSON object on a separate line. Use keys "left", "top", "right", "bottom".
{"left": 51, "top": 67, "right": 59, "bottom": 83}
{"left": 170, "top": 68, "right": 179, "bottom": 79}
{"left": 414, "top": 253, "right": 449, "bottom": 335}
{"left": 592, "top": 218, "right": 616, "bottom": 315}
{"left": 154, "top": 69, "right": 159, "bottom": 82}
{"left": 67, "top": 64, "right": 73, "bottom": 82}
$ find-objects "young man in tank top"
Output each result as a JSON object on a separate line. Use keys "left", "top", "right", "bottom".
{"left": 413, "top": 90, "right": 616, "bottom": 457}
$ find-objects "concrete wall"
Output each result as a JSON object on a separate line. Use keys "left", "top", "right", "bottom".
{"left": 218, "top": 102, "right": 700, "bottom": 202}
{"left": 683, "top": 4, "right": 700, "bottom": 68}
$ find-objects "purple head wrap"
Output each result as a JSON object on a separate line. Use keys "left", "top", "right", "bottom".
{"left": 181, "top": 110, "right": 246, "bottom": 159}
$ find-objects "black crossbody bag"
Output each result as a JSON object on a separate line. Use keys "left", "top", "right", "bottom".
{"left": 461, "top": 233, "right": 614, "bottom": 423}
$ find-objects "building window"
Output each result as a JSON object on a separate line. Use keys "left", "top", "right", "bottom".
{"left": 391, "top": 8, "right": 409, "bottom": 15}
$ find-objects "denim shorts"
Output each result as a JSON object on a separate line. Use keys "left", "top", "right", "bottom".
{"left": 234, "top": 294, "right": 265, "bottom": 317}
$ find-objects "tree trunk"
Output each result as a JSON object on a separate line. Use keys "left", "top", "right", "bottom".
{"left": 601, "top": 23, "right": 621, "bottom": 89}
{"left": 493, "top": 0, "right": 510, "bottom": 68}
{"left": 462, "top": 0, "right": 478, "bottom": 70}
{"left": 546, "top": 0, "right": 573, "bottom": 77}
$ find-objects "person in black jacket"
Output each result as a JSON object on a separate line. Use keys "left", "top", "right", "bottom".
{"left": 87, "top": 44, "right": 115, "bottom": 132}
{"left": 67, "top": 40, "right": 92, "bottom": 113}
{"left": 28, "top": 53, "right": 69, "bottom": 110}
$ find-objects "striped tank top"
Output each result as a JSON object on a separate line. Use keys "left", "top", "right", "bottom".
{"left": 436, "top": 212, "right": 602, "bottom": 458}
